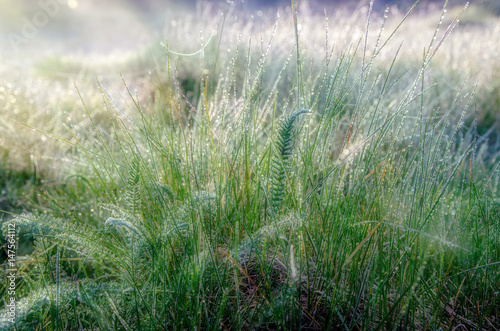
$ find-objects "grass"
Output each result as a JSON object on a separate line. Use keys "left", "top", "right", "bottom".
{"left": 1, "top": 0, "right": 499, "bottom": 329}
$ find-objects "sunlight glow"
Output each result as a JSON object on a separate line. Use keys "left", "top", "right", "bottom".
{"left": 68, "top": 0, "right": 78, "bottom": 9}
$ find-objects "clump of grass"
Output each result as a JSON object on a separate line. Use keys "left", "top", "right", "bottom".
{"left": 1, "top": 1, "right": 499, "bottom": 330}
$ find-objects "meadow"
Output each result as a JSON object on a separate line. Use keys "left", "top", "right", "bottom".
{"left": 0, "top": 0, "right": 499, "bottom": 329}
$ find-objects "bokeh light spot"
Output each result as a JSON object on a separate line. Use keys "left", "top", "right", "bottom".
{"left": 68, "top": 0, "right": 78, "bottom": 9}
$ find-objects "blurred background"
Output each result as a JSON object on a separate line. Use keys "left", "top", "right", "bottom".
{"left": 1, "top": 0, "right": 499, "bottom": 56}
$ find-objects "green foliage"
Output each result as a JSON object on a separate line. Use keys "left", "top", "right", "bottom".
{"left": 0, "top": 281, "right": 124, "bottom": 331}
{"left": 1, "top": 1, "right": 499, "bottom": 330}
{"left": 269, "top": 109, "right": 308, "bottom": 217}
{"left": 125, "top": 157, "right": 141, "bottom": 215}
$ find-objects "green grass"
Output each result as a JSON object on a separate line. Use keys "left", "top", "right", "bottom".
{"left": 1, "top": 1, "right": 499, "bottom": 330}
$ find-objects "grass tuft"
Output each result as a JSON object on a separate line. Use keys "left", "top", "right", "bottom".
{"left": 1, "top": 1, "right": 499, "bottom": 329}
